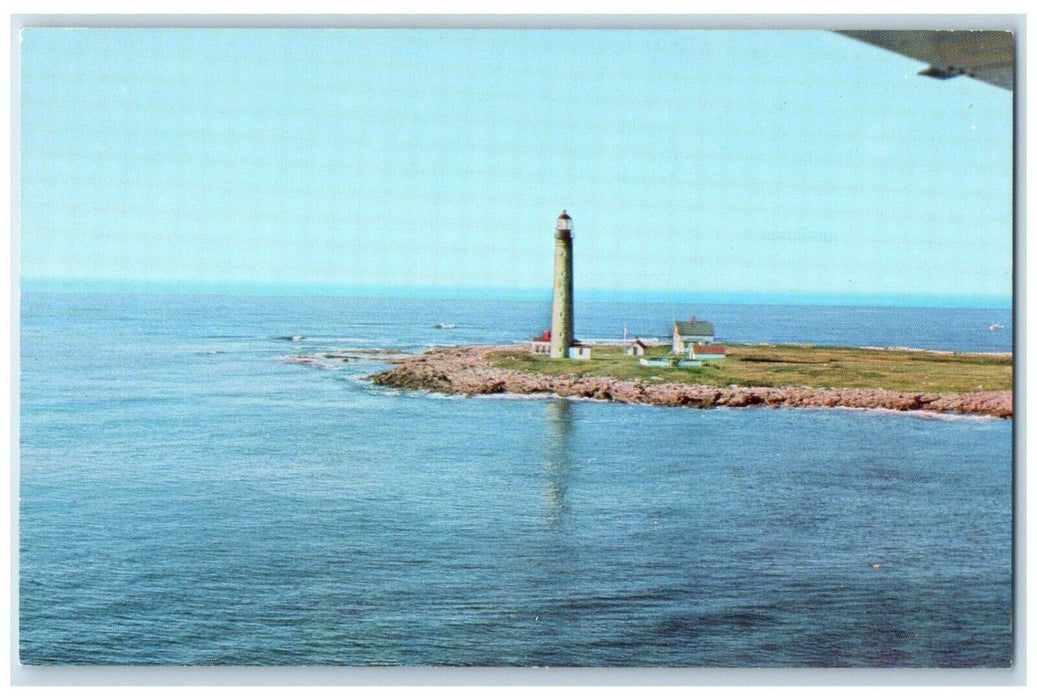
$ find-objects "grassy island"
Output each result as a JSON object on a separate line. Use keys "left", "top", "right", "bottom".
{"left": 486, "top": 344, "right": 1012, "bottom": 394}
{"left": 370, "top": 344, "right": 1013, "bottom": 418}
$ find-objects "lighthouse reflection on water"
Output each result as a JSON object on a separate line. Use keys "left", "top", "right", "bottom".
{"left": 543, "top": 399, "right": 574, "bottom": 519}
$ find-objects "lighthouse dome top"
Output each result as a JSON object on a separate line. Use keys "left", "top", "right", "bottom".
{"left": 556, "top": 210, "right": 573, "bottom": 234}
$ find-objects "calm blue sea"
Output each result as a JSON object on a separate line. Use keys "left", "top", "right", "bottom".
{"left": 18, "top": 290, "right": 1014, "bottom": 667}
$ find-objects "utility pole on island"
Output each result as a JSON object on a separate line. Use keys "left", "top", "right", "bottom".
{"left": 550, "top": 210, "right": 574, "bottom": 359}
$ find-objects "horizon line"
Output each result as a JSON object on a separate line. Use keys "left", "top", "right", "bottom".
{"left": 17, "top": 277, "right": 1014, "bottom": 310}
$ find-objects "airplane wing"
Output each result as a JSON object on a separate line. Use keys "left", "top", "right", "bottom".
{"left": 837, "top": 30, "right": 1014, "bottom": 90}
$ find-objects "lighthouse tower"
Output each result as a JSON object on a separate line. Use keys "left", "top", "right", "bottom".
{"left": 550, "top": 210, "right": 575, "bottom": 359}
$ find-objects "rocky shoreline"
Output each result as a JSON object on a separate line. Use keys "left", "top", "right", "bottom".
{"left": 370, "top": 345, "right": 1013, "bottom": 419}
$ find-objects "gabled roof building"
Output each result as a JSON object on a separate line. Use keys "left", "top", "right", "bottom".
{"left": 625, "top": 338, "right": 649, "bottom": 356}
{"left": 672, "top": 316, "right": 715, "bottom": 353}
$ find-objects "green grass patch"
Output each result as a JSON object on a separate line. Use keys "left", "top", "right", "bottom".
{"left": 488, "top": 344, "right": 1012, "bottom": 393}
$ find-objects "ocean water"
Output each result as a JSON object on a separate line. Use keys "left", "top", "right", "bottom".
{"left": 18, "top": 290, "right": 1013, "bottom": 666}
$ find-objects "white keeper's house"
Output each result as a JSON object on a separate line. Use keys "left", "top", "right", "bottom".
{"left": 671, "top": 316, "right": 715, "bottom": 354}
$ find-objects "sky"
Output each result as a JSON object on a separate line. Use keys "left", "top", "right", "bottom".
{"left": 17, "top": 28, "right": 1014, "bottom": 304}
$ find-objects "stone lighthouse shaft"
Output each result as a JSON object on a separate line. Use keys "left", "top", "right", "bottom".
{"left": 550, "top": 210, "right": 574, "bottom": 359}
